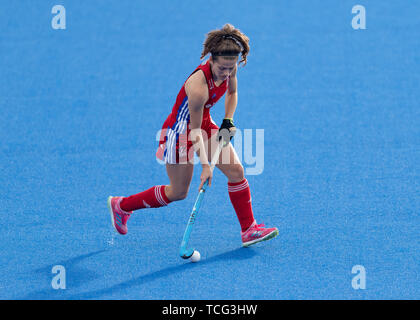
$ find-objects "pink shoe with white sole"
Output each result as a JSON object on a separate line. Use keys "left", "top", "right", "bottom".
{"left": 241, "top": 221, "right": 279, "bottom": 247}
{"left": 107, "top": 196, "right": 132, "bottom": 235}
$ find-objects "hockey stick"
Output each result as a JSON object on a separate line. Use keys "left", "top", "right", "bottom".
{"left": 179, "top": 139, "right": 225, "bottom": 259}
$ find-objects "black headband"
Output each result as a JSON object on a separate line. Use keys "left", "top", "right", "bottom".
{"left": 211, "top": 35, "right": 244, "bottom": 57}
{"left": 211, "top": 50, "right": 241, "bottom": 57}
{"left": 223, "top": 35, "right": 244, "bottom": 51}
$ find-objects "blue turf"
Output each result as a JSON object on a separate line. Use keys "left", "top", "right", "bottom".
{"left": 0, "top": 0, "right": 419, "bottom": 299}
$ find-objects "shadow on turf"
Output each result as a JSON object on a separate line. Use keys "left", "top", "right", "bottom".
{"left": 18, "top": 250, "right": 105, "bottom": 300}
{"left": 60, "top": 246, "right": 257, "bottom": 300}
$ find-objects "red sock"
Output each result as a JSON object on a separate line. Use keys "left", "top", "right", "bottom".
{"left": 228, "top": 179, "right": 255, "bottom": 232}
{"left": 120, "top": 185, "right": 171, "bottom": 212}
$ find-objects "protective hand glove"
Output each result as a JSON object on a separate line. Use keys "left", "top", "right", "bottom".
{"left": 218, "top": 118, "right": 236, "bottom": 147}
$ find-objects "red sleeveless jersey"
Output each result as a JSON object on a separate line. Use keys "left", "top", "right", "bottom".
{"left": 168, "top": 59, "right": 228, "bottom": 125}
{"left": 157, "top": 59, "right": 229, "bottom": 163}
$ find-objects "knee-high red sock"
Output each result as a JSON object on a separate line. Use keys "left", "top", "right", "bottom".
{"left": 228, "top": 179, "right": 255, "bottom": 232}
{"left": 120, "top": 185, "right": 171, "bottom": 212}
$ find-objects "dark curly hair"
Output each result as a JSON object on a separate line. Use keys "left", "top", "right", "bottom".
{"left": 200, "top": 23, "right": 250, "bottom": 66}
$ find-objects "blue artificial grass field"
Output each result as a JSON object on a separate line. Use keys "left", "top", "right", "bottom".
{"left": 0, "top": 0, "right": 419, "bottom": 299}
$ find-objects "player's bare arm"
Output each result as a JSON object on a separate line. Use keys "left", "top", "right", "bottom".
{"left": 185, "top": 71, "right": 213, "bottom": 189}
{"left": 217, "top": 65, "right": 238, "bottom": 146}
{"left": 225, "top": 65, "right": 238, "bottom": 119}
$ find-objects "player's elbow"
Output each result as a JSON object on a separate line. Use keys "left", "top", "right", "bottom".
{"left": 227, "top": 89, "right": 237, "bottom": 96}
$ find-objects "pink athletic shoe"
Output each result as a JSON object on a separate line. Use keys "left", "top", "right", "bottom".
{"left": 107, "top": 196, "right": 132, "bottom": 235}
{"left": 241, "top": 221, "right": 279, "bottom": 247}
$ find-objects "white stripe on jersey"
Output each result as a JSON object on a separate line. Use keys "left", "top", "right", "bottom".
{"left": 165, "top": 98, "right": 190, "bottom": 163}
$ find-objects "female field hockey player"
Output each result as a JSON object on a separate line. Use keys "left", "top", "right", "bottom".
{"left": 108, "top": 24, "right": 278, "bottom": 247}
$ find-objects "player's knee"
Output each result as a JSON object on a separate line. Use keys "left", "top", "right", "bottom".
{"left": 170, "top": 188, "right": 189, "bottom": 201}
{"left": 228, "top": 164, "right": 244, "bottom": 182}
{"left": 177, "top": 190, "right": 189, "bottom": 200}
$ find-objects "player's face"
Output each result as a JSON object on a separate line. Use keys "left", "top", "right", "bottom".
{"left": 211, "top": 57, "right": 237, "bottom": 81}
